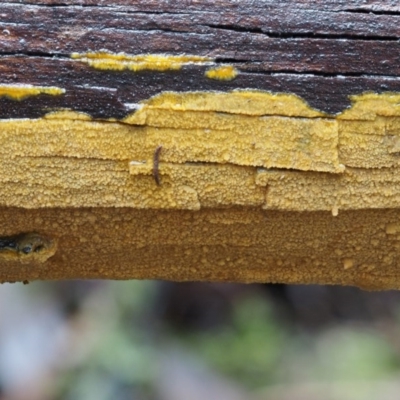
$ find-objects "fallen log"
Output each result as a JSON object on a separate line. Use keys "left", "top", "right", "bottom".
{"left": 1, "top": 0, "right": 400, "bottom": 289}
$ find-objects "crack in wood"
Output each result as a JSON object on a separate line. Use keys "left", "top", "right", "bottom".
{"left": 205, "top": 24, "right": 400, "bottom": 41}
{"left": 340, "top": 8, "right": 400, "bottom": 16}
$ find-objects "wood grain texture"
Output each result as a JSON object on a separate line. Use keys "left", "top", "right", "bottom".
{"left": 1, "top": 1, "right": 400, "bottom": 117}
{"left": 1, "top": 207, "right": 400, "bottom": 291}
{"left": 2, "top": 1, "right": 400, "bottom": 287}
{"left": 1, "top": 56, "right": 399, "bottom": 117}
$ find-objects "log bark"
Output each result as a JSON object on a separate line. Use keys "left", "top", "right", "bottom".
{"left": 1, "top": 0, "right": 400, "bottom": 289}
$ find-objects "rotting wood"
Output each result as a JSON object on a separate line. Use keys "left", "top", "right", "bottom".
{"left": 1, "top": 1, "right": 400, "bottom": 288}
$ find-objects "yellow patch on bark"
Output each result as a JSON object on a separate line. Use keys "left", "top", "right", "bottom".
{"left": 0, "top": 85, "right": 65, "bottom": 100}
{"left": 3, "top": 91, "right": 400, "bottom": 287}
{"left": 205, "top": 65, "right": 238, "bottom": 80}
{"left": 0, "top": 91, "right": 399, "bottom": 211}
{"left": 71, "top": 52, "right": 212, "bottom": 71}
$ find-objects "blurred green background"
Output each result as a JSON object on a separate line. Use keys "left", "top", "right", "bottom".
{"left": 0, "top": 280, "right": 400, "bottom": 400}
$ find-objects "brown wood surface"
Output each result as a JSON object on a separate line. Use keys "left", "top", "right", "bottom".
{"left": 1, "top": 1, "right": 400, "bottom": 117}
{"left": 2, "top": 1, "right": 400, "bottom": 287}
{"left": 1, "top": 206, "right": 400, "bottom": 291}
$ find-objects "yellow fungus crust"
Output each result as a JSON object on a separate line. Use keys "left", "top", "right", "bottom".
{"left": 71, "top": 52, "right": 213, "bottom": 71}
{"left": 44, "top": 110, "right": 92, "bottom": 120}
{"left": 0, "top": 91, "right": 399, "bottom": 211}
{"left": 205, "top": 65, "right": 238, "bottom": 80}
{"left": 128, "top": 90, "right": 327, "bottom": 117}
{"left": 339, "top": 93, "right": 400, "bottom": 120}
{"left": 256, "top": 167, "right": 400, "bottom": 212}
{"left": 0, "top": 85, "right": 65, "bottom": 100}
{"left": 3, "top": 91, "right": 400, "bottom": 288}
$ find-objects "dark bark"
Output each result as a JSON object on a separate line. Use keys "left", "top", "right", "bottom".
{"left": 1, "top": 0, "right": 400, "bottom": 118}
